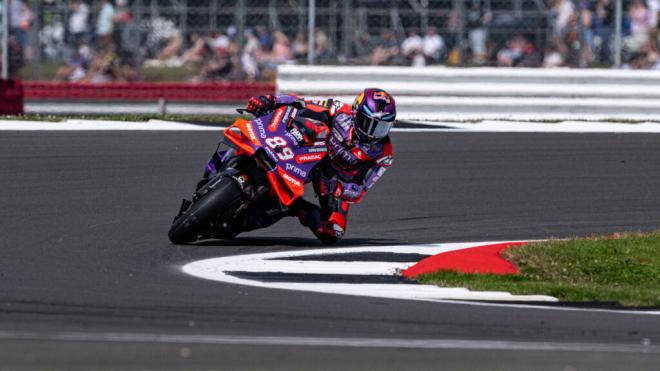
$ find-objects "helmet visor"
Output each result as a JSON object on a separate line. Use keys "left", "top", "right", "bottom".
{"left": 355, "top": 112, "right": 394, "bottom": 140}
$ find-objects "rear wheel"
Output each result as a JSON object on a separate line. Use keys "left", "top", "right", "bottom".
{"left": 168, "top": 177, "right": 243, "bottom": 244}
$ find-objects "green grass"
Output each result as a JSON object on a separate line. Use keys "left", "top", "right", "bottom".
{"left": 20, "top": 63, "right": 201, "bottom": 82}
{"left": 19, "top": 63, "right": 60, "bottom": 80}
{"left": 142, "top": 65, "right": 201, "bottom": 82}
{"left": 0, "top": 113, "right": 238, "bottom": 123}
{"left": 418, "top": 232, "right": 660, "bottom": 306}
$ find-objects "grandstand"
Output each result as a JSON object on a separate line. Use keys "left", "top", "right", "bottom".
{"left": 0, "top": 0, "right": 650, "bottom": 115}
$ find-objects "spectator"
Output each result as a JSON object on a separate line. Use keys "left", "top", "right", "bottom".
{"left": 466, "top": 0, "right": 492, "bottom": 64}
{"left": 594, "top": 0, "right": 615, "bottom": 64}
{"left": 353, "top": 31, "right": 376, "bottom": 63}
{"left": 315, "top": 28, "right": 332, "bottom": 61}
{"left": 292, "top": 31, "right": 308, "bottom": 61}
{"left": 542, "top": 44, "right": 564, "bottom": 67}
{"left": 180, "top": 33, "right": 207, "bottom": 66}
{"left": 53, "top": 41, "right": 90, "bottom": 82}
{"left": 423, "top": 26, "right": 445, "bottom": 64}
{"left": 401, "top": 29, "right": 424, "bottom": 66}
{"left": 39, "top": 14, "right": 65, "bottom": 60}
{"left": 370, "top": 29, "right": 399, "bottom": 65}
{"left": 112, "top": 0, "right": 140, "bottom": 76}
{"left": 551, "top": 2, "right": 580, "bottom": 66}
{"left": 153, "top": 31, "right": 183, "bottom": 64}
{"left": 553, "top": 0, "right": 576, "bottom": 36}
{"left": 256, "top": 26, "right": 273, "bottom": 51}
{"left": 271, "top": 31, "right": 293, "bottom": 64}
{"left": 9, "top": 0, "right": 32, "bottom": 59}
{"left": 401, "top": 29, "right": 423, "bottom": 57}
{"left": 579, "top": 3, "right": 594, "bottom": 66}
{"left": 628, "top": 0, "right": 651, "bottom": 50}
{"left": 650, "top": 0, "right": 660, "bottom": 52}
{"left": 83, "top": 46, "right": 118, "bottom": 83}
{"left": 68, "top": 0, "right": 89, "bottom": 48}
{"left": 242, "top": 29, "right": 260, "bottom": 80}
{"left": 211, "top": 31, "right": 230, "bottom": 53}
{"left": 95, "top": 0, "right": 115, "bottom": 47}
{"left": 497, "top": 34, "right": 538, "bottom": 67}
{"left": 198, "top": 47, "right": 233, "bottom": 81}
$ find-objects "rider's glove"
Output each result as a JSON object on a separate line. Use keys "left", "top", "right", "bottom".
{"left": 314, "top": 177, "right": 338, "bottom": 197}
{"left": 246, "top": 95, "right": 275, "bottom": 116}
{"left": 333, "top": 181, "right": 365, "bottom": 203}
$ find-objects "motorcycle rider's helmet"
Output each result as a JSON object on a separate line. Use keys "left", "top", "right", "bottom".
{"left": 352, "top": 88, "right": 396, "bottom": 142}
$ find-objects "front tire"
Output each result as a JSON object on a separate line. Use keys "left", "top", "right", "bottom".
{"left": 168, "top": 177, "right": 242, "bottom": 244}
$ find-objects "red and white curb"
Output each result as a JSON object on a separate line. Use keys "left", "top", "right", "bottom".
{"left": 181, "top": 241, "right": 558, "bottom": 303}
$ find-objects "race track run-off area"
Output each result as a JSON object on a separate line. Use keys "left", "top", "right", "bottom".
{"left": 1, "top": 120, "right": 660, "bottom": 370}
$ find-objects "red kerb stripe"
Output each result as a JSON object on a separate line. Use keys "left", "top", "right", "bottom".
{"left": 402, "top": 242, "right": 527, "bottom": 278}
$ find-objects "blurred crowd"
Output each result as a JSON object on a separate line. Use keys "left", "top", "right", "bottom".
{"left": 543, "top": 0, "right": 660, "bottom": 69}
{"left": 4, "top": 0, "right": 660, "bottom": 82}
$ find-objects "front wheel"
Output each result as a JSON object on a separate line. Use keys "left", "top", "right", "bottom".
{"left": 168, "top": 177, "right": 243, "bottom": 244}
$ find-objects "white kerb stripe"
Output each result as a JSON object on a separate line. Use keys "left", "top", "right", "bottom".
{"left": 0, "top": 331, "right": 657, "bottom": 354}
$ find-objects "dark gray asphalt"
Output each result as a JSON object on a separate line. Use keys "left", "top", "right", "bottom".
{"left": 1, "top": 130, "right": 659, "bottom": 370}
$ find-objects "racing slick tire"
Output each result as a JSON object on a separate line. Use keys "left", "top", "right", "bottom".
{"left": 168, "top": 176, "right": 242, "bottom": 244}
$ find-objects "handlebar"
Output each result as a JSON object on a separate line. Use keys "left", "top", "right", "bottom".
{"left": 236, "top": 108, "right": 254, "bottom": 116}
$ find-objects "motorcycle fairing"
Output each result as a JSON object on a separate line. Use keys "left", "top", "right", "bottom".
{"left": 223, "top": 107, "right": 328, "bottom": 206}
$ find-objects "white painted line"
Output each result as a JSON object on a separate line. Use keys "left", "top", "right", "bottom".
{"left": 3, "top": 118, "right": 660, "bottom": 133}
{"left": 219, "top": 260, "right": 411, "bottom": 275}
{"left": 418, "top": 120, "right": 660, "bottom": 133}
{"left": 181, "top": 241, "right": 660, "bottom": 315}
{"left": 0, "top": 331, "right": 657, "bottom": 354}
{"left": 0, "top": 119, "right": 224, "bottom": 131}
{"left": 182, "top": 241, "right": 558, "bottom": 303}
{"left": 4, "top": 117, "right": 660, "bottom": 134}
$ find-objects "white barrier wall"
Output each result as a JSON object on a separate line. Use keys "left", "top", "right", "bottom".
{"left": 276, "top": 65, "right": 660, "bottom": 121}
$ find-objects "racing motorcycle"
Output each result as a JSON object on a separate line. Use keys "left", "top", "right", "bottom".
{"left": 168, "top": 105, "right": 330, "bottom": 244}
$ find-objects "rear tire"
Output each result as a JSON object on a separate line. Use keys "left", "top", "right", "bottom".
{"left": 168, "top": 177, "right": 242, "bottom": 244}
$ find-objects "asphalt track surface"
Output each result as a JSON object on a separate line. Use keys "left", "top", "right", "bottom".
{"left": 1, "top": 130, "right": 660, "bottom": 370}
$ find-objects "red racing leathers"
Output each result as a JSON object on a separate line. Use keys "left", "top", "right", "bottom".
{"left": 265, "top": 94, "right": 394, "bottom": 244}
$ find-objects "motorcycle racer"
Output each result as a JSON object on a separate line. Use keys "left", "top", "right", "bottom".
{"left": 245, "top": 88, "right": 395, "bottom": 244}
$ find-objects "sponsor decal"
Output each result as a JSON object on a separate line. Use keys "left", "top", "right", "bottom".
{"left": 285, "top": 163, "right": 307, "bottom": 178}
{"left": 331, "top": 101, "right": 343, "bottom": 115}
{"left": 244, "top": 122, "right": 257, "bottom": 142}
{"left": 311, "top": 99, "right": 328, "bottom": 107}
{"left": 373, "top": 91, "right": 391, "bottom": 104}
{"left": 289, "top": 127, "right": 304, "bottom": 142}
{"left": 280, "top": 106, "right": 297, "bottom": 128}
{"left": 377, "top": 155, "right": 393, "bottom": 166}
{"left": 352, "top": 148, "right": 365, "bottom": 160}
{"left": 355, "top": 92, "right": 364, "bottom": 106}
{"left": 269, "top": 109, "right": 284, "bottom": 132}
{"left": 255, "top": 119, "right": 267, "bottom": 139}
{"left": 332, "top": 130, "right": 343, "bottom": 142}
{"left": 336, "top": 115, "right": 351, "bottom": 132}
{"left": 295, "top": 152, "right": 325, "bottom": 163}
{"left": 284, "top": 131, "right": 297, "bottom": 143}
{"left": 280, "top": 170, "right": 302, "bottom": 188}
{"left": 307, "top": 146, "right": 327, "bottom": 153}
